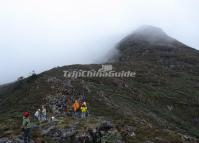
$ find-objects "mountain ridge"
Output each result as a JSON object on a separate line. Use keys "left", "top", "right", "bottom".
{"left": 0, "top": 26, "right": 199, "bottom": 143}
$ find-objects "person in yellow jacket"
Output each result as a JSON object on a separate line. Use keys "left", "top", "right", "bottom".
{"left": 72, "top": 100, "right": 80, "bottom": 117}
{"left": 80, "top": 102, "right": 87, "bottom": 118}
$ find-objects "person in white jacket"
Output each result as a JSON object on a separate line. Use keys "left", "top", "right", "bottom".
{"left": 34, "top": 109, "right": 41, "bottom": 121}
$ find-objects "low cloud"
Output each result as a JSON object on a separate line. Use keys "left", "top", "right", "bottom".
{"left": 0, "top": 0, "right": 198, "bottom": 84}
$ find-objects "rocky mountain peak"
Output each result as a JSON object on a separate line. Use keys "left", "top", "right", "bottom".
{"left": 120, "top": 26, "right": 176, "bottom": 47}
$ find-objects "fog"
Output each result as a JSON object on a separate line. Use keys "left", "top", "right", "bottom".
{"left": 0, "top": 0, "right": 199, "bottom": 84}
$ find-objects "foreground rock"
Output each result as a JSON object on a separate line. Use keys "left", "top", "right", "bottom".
{"left": 0, "top": 135, "right": 34, "bottom": 143}
{"left": 42, "top": 118, "right": 124, "bottom": 143}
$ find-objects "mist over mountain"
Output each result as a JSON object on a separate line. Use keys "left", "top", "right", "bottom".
{"left": 0, "top": 25, "right": 199, "bottom": 142}
{"left": 109, "top": 26, "right": 199, "bottom": 65}
{"left": 1, "top": 0, "right": 199, "bottom": 84}
{"left": 125, "top": 26, "right": 176, "bottom": 45}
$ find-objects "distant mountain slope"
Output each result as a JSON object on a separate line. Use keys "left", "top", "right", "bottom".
{"left": 113, "top": 26, "right": 199, "bottom": 65}
{"left": 0, "top": 26, "right": 199, "bottom": 142}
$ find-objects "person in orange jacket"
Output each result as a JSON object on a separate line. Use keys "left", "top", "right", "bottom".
{"left": 72, "top": 100, "right": 80, "bottom": 117}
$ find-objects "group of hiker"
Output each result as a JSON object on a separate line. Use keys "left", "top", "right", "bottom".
{"left": 34, "top": 105, "right": 47, "bottom": 121}
{"left": 21, "top": 96, "right": 88, "bottom": 143}
{"left": 72, "top": 100, "right": 88, "bottom": 118}
{"left": 33, "top": 99, "right": 88, "bottom": 121}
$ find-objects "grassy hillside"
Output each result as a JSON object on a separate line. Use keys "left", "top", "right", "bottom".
{"left": 0, "top": 61, "right": 199, "bottom": 142}
{"left": 0, "top": 26, "right": 199, "bottom": 142}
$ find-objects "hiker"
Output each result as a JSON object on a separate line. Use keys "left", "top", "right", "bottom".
{"left": 81, "top": 94, "right": 86, "bottom": 103}
{"left": 65, "top": 96, "right": 71, "bottom": 112}
{"left": 80, "top": 102, "right": 87, "bottom": 118}
{"left": 34, "top": 109, "right": 41, "bottom": 121}
{"left": 41, "top": 105, "right": 47, "bottom": 121}
{"left": 72, "top": 100, "right": 80, "bottom": 117}
{"left": 22, "top": 112, "right": 31, "bottom": 143}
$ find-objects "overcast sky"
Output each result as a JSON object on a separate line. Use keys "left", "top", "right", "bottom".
{"left": 0, "top": 0, "right": 199, "bottom": 84}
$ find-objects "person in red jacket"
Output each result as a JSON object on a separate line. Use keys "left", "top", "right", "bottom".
{"left": 22, "top": 112, "right": 31, "bottom": 143}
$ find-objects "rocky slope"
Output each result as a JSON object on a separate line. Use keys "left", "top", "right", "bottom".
{"left": 0, "top": 26, "right": 199, "bottom": 143}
